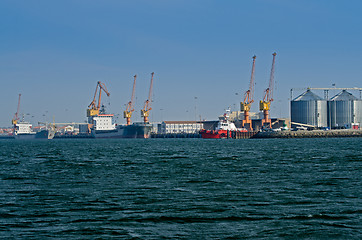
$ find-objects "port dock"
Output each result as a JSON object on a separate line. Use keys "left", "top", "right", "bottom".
{"left": 151, "top": 133, "right": 201, "bottom": 138}
{"left": 253, "top": 129, "right": 362, "bottom": 138}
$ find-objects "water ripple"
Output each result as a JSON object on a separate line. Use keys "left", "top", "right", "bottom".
{"left": 0, "top": 138, "right": 360, "bottom": 239}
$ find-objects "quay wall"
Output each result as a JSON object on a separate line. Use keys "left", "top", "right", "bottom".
{"left": 0, "top": 135, "right": 14, "bottom": 139}
{"left": 151, "top": 133, "right": 201, "bottom": 138}
{"left": 253, "top": 130, "right": 362, "bottom": 138}
{"left": 231, "top": 131, "right": 258, "bottom": 139}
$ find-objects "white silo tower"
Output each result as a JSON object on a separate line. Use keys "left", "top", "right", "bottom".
{"left": 291, "top": 90, "right": 328, "bottom": 127}
{"left": 328, "top": 90, "right": 362, "bottom": 128}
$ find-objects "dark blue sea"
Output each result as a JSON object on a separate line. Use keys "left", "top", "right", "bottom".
{"left": 0, "top": 138, "right": 361, "bottom": 239}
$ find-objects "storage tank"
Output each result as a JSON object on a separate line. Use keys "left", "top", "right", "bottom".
{"left": 291, "top": 90, "right": 328, "bottom": 127}
{"left": 328, "top": 90, "right": 362, "bottom": 128}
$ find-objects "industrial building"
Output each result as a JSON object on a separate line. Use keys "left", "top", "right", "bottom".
{"left": 229, "top": 111, "right": 289, "bottom": 131}
{"left": 291, "top": 88, "right": 362, "bottom": 129}
{"left": 158, "top": 121, "right": 203, "bottom": 134}
{"left": 229, "top": 111, "right": 263, "bottom": 122}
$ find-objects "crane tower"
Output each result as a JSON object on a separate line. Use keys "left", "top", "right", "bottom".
{"left": 241, "top": 56, "right": 256, "bottom": 131}
{"left": 87, "top": 81, "right": 110, "bottom": 117}
{"left": 12, "top": 94, "right": 22, "bottom": 125}
{"left": 141, "top": 72, "right": 155, "bottom": 123}
{"left": 260, "top": 52, "right": 277, "bottom": 129}
{"left": 124, "top": 75, "right": 137, "bottom": 125}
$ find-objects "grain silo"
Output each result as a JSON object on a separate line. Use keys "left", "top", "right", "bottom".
{"left": 291, "top": 89, "right": 328, "bottom": 127}
{"left": 328, "top": 90, "right": 362, "bottom": 128}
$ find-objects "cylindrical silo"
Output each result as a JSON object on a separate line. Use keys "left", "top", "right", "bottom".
{"left": 328, "top": 90, "right": 362, "bottom": 128}
{"left": 354, "top": 99, "right": 362, "bottom": 125}
{"left": 291, "top": 90, "right": 328, "bottom": 127}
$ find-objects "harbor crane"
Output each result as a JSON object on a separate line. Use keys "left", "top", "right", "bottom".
{"left": 12, "top": 94, "right": 21, "bottom": 125}
{"left": 87, "top": 81, "right": 110, "bottom": 117}
{"left": 260, "top": 52, "right": 277, "bottom": 129}
{"left": 241, "top": 56, "right": 256, "bottom": 131}
{"left": 124, "top": 75, "right": 137, "bottom": 125}
{"left": 141, "top": 72, "right": 155, "bottom": 123}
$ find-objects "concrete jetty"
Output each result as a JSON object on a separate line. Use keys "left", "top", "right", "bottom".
{"left": 253, "top": 130, "right": 362, "bottom": 138}
{"left": 151, "top": 133, "right": 201, "bottom": 138}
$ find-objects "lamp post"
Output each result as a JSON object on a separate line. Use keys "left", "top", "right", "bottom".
{"left": 194, "top": 97, "right": 198, "bottom": 122}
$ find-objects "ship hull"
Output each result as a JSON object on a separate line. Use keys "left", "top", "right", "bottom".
{"left": 14, "top": 130, "right": 55, "bottom": 140}
{"left": 14, "top": 133, "right": 37, "bottom": 140}
{"left": 92, "top": 123, "right": 152, "bottom": 139}
{"left": 200, "top": 129, "right": 230, "bottom": 139}
{"left": 200, "top": 129, "right": 248, "bottom": 139}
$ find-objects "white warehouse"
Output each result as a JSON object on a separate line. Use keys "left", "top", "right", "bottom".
{"left": 159, "top": 121, "right": 203, "bottom": 134}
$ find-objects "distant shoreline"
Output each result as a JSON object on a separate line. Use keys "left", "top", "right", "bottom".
{"left": 2, "top": 130, "right": 362, "bottom": 139}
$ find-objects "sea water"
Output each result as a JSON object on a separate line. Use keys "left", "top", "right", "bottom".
{"left": 0, "top": 138, "right": 361, "bottom": 239}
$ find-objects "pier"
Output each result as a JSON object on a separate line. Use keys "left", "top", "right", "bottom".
{"left": 151, "top": 133, "right": 201, "bottom": 138}
{"left": 231, "top": 131, "right": 258, "bottom": 139}
{"left": 253, "top": 130, "right": 362, "bottom": 138}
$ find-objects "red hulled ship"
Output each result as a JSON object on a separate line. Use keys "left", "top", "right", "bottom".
{"left": 200, "top": 109, "right": 247, "bottom": 139}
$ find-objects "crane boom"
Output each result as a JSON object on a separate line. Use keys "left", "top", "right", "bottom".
{"left": 147, "top": 72, "right": 154, "bottom": 104}
{"left": 241, "top": 56, "right": 256, "bottom": 131}
{"left": 97, "top": 82, "right": 110, "bottom": 110}
{"left": 268, "top": 52, "right": 276, "bottom": 101}
{"left": 12, "top": 94, "right": 21, "bottom": 125}
{"left": 125, "top": 75, "right": 137, "bottom": 112}
{"left": 141, "top": 72, "right": 155, "bottom": 123}
{"left": 248, "top": 55, "right": 256, "bottom": 104}
{"left": 243, "top": 55, "right": 256, "bottom": 105}
{"left": 263, "top": 52, "right": 277, "bottom": 102}
{"left": 87, "top": 81, "right": 110, "bottom": 117}
{"left": 124, "top": 75, "right": 137, "bottom": 125}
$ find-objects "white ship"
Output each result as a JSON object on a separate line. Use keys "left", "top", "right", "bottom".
{"left": 14, "top": 121, "right": 55, "bottom": 140}
{"left": 11, "top": 94, "right": 55, "bottom": 140}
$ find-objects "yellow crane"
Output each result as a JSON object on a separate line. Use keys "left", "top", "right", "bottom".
{"left": 87, "top": 81, "right": 110, "bottom": 117}
{"left": 124, "top": 75, "right": 137, "bottom": 125}
{"left": 141, "top": 72, "right": 155, "bottom": 123}
{"left": 12, "top": 94, "right": 21, "bottom": 125}
{"left": 260, "top": 52, "right": 277, "bottom": 129}
{"left": 241, "top": 56, "right": 256, "bottom": 131}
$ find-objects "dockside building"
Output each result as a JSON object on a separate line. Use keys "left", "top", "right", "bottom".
{"left": 159, "top": 121, "right": 203, "bottom": 134}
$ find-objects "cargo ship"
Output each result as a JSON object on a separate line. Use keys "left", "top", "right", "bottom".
{"left": 86, "top": 79, "right": 153, "bottom": 139}
{"left": 200, "top": 109, "right": 247, "bottom": 139}
{"left": 14, "top": 121, "right": 55, "bottom": 140}
{"left": 88, "top": 113, "right": 152, "bottom": 139}
{"left": 11, "top": 94, "right": 55, "bottom": 140}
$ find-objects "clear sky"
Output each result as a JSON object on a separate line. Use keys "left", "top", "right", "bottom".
{"left": 1, "top": 0, "right": 362, "bottom": 127}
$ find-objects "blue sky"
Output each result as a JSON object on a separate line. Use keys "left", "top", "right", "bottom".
{"left": 1, "top": 0, "right": 362, "bottom": 126}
